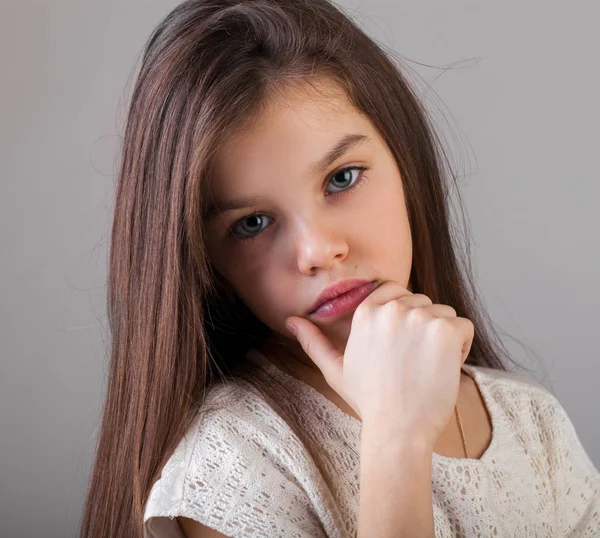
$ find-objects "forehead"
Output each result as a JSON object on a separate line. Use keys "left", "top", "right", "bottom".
{"left": 209, "top": 83, "right": 374, "bottom": 194}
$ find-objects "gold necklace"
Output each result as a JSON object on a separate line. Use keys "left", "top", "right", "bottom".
{"left": 455, "top": 403, "right": 469, "bottom": 458}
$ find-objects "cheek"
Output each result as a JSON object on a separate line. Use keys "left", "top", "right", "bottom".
{"left": 359, "top": 178, "right": 412, "bottom": 268}
{"left": 207, "top": 233, "right": 264, "bottom": 286}
{"left": 376, "top": 191, "right": 410, "bottom": 237}
{"left": 351, "top": 178, "right": 410, "bottom": 243}
{"left": 206, "top": 228, "right": 288, "bottom": 322}
{"left": 227, "top": 254, "right": 289, "bottom": 327}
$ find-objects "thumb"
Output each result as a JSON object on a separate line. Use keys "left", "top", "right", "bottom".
{"left": 286, "top": 316, "right": 344, "bottom": 390}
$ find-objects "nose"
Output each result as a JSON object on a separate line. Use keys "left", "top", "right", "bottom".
{"left": 294, "top": 216, "right": 349, "bottom": 275}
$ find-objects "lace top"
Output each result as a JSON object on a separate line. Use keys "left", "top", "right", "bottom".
{"left": 144, "top": 349, "right": 600, "bottom": 537}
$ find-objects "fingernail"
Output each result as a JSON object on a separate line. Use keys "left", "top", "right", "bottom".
{"left": 286, "top": 320, "right": 297, "bottom": 336}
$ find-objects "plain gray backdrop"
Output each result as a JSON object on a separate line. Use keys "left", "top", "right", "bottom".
{"left": 1, "top": 1, "right": 598, "bottom": 537}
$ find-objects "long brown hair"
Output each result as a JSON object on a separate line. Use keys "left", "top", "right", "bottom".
{"left": 81, "top": 0, "right": 541, "bottom": 536}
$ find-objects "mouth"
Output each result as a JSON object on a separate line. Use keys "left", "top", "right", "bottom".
{"left": 308, "top": 280, "right": 378, "bottom": 320}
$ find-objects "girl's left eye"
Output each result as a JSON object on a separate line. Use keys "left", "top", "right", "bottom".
{"left": 325, "top": 165, "right": 368, "bottom": 194}
{"left": 228, "top": 165, "right": 369, "bottom": 242}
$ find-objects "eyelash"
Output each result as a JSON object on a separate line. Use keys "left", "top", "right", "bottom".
{"left": 227, "top": 165, "right": 370, "bottom": 243}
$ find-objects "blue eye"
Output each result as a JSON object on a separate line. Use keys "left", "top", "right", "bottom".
{"left": 230, "top": 213, "right": 272, "bottom": 241}
{"left": 228, "top": 165, "right": 369, "bottom": 242}
{"left": 325, "top": 166, "right": 366, "bottom": 194}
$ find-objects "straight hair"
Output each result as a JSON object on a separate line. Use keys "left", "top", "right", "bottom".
{"left": 81, "top": 1, "right": 538, "bottom": 536}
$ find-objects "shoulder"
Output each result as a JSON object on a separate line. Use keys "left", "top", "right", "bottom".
{"left": 143, "top": 381, "right": 327, "bottom": 538}
{"left": 464, "top": 362, "right": 557, "bottom": 405}
{"left": 462, "top": 363, "right": 575, "bottom": 436}
{"left": 467, "top": 364, "right": 599, "bottom": 467}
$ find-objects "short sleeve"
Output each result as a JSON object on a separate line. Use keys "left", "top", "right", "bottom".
{"left": 544, "top": 394, "right": 600, "bottom": 536}
{"left": 143, "top": 406, "right": 328, "bottom": 538}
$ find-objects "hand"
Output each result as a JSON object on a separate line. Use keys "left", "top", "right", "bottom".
{"left": 285, "top": 280, "right": 474, "bottom": 446}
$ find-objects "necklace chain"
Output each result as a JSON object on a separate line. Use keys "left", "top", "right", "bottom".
{"left": 455, "top": 403, "right": 469, "bottom": 458}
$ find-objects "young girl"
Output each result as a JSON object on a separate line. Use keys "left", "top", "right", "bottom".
{"left": 80, "top": 0, "right": 600, "bottom": 536}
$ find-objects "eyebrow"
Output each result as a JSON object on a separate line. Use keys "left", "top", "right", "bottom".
{"left": 203, "top": 133, "right": 370, "bottom": 221}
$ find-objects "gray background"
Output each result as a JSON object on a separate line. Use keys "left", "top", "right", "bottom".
{"left": 1, "top": 1, "right": 598, "bottom": 537}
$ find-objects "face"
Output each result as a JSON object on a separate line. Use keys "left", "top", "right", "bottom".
{"left": 204, "top": 80, "right": 413, "bottom": 355}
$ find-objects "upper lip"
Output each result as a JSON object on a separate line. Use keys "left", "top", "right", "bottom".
{"left": 308, "top": 279, "right": 374, "bottom": 314}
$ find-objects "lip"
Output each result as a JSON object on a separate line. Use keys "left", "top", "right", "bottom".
{"left": 308, "top": 279, "right": 378, "bottom": 320}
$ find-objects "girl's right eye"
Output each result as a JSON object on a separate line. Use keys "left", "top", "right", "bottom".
{"left": 228, "top": 212, "right": 272, "bottom": 242}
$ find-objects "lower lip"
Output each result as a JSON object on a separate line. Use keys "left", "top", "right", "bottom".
{"left": 310, "top": 281, "right": 378, "bottom": 320}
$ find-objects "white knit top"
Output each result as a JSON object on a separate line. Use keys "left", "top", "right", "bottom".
{"left": 143, "top": 349, "right": 600, "bottom": 537}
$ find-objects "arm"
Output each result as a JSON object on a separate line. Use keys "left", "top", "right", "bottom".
{"left": 145, "top": 405, "right": 328, "bottom": 538}
{"left": 357, "top": 420, "right": 435, "bottom": 538}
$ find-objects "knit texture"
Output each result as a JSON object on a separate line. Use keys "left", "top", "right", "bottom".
{"left": 144, "top": 349, "right": 600, "bottom": 537}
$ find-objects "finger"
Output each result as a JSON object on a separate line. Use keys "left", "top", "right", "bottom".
{"left": 285, "top": 316, "right": 344, "bottom": 388}
{"left": 421, "top": 303, "right": 457, "bottom": 318}
{"left": 452, "top": 317, "right": 475, "bottom": 364}
{"left": 360, "top": 280, "right": 416, "bottom": 307}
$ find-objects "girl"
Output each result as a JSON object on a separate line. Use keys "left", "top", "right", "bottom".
{"left": 81, "top": 0, "right": 600, "bottom": 537}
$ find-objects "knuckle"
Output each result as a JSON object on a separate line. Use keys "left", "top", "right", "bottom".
{"left": 379, "top": 299, "right": 405, "bottom": 318}
{"left": 412, "top": 293, "right": 434, "bottom": 306}
{"left": 406, "top": 306, "right": 431, "bottom": 324}
{"left": 353, "top": 302, "right": 373, "bottom": 321}
{"left": 427, "top": 316, "right": 453, "bottom": 335}
{"left": 444, "top": 305, "right": 458, "bottom": 317}
{"left": 375, "top": 301, "right": 403, "bottom": 330}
